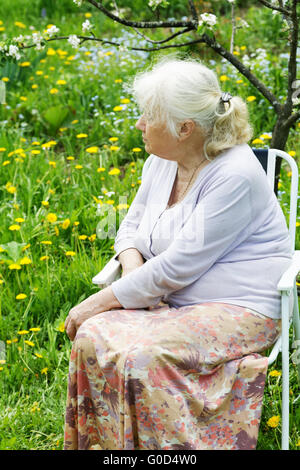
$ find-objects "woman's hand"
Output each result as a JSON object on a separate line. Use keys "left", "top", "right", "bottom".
{"left": 65, "top": 286, "right": 122, "bottom": 341}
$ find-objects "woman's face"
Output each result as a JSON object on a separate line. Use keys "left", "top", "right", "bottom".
{"left": 135, "top": 113, "right": 178, "bottom": 161}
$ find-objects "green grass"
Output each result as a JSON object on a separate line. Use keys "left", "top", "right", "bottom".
{"left": 0, "top": 0, "right": 299, "bottom": 450}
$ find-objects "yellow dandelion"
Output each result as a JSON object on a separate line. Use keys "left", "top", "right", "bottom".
{"left": 8, "top": 263, "right": 21, "bottom": 270}
{"left": 9, "top": 224, "right": 21, "bottom": 231}
{"left": 132, "top": 148, "right": 142, "bottom": 152}
{"left": 73, "top": 221, "right": 80, "bottom": 226}
{"left": 49, "top": 161, "right": 56, "bottom": 168}
{"left": 46, "top": 213, "right": 57, "bottom": 223}
{"left": 34, "top": 353, "right": 43, "bottom": 358}
{"left": 15, "top": 217, "right": 25, "bottom": 223}
{"left": 15, "top": 21, "right": 26, "bottom": 28}
{"left": 62, "top": 219, "right": 70, "bottom": 230}
{"left": 115, "top": 79, "right": 122, "bottom": 83}
{"left": 2, "top": 160, "right": 11, "bottom": 166}
{"left": 0, "top": 147, "right": 6, "bottom": 151}
{"left": 6, "top": 185, "right": 17, "bottom": 194}
{"left": 47, "top": 48, "right": 56, "bottom": 56}
{"left": 86, "top": 146, "right": 99, "bottom": 153}
{"left": 260, "top": 134, "right": 272, "bottom": 140}
{"left": 42, "top": 201, "right": 49, "bottom": 207}
{"left": 56, "top": 79, "right": 66, "bottom": 85}
{"left": 58, "top": 322, "right": 65, "bottom": 332}
{"left": 20, "top": 62, "right": 31, "bottom": 67}
{"left": 76, "top": 133, "right": 88, "bottom": 139}
{"left": 24, "top": 340, "right": 35, "bottom": 347}
{"left": 16, "top": 293, "right": 27, "bottom": 300}
{"left": 252, "top": 138, "right": 264, "bottom": 145}
{"left": 18, "top": 330, "right": 29, "bottom": 335}
{"left": 113, "top": 105, "right": 123, "bottom": 112}
{"left": 20, "top": 96, "right": 27, "bottom": 101}
{"left": 120, "top": 98, "right": 130, "bottom": 104}
{"left": 67, "top": 156, "right": 75, "bottom": 160}
{"left": 75, "top": 164, "right": 83, "bottom": 170}
{"left": 65, "top": 251, "right": 76, "bottom": 257}
{"left": 20, "top": 257, "right": 32, "bottom": 265}
{"left": 31, "top": 149, "right": 41, "bottom": 155}
{"left": 2, "top": 77, "right": 9, "bottom": 82}
{"left": 42, "top": 240, "right": 53, "bottom": 246}
{"left": 30, "top": 327, "right": 41, "bottom": 332}
{"left": 71, "top": 119, "right": 79, "bottom": 124}
{"left": 220, "top": 75, "right": 229, "bottom": 81}
{"left": 40, "top": 255, "right": 49, "bottom": 261}
{"left": 85, "top": 12, "right": 92, "bottom": 18}
{"left": 246, "top": 96, "right": 256, "bottom": 102}
{"left": 97, "top": 167, "right": 105, "bottom": 173}
{"left": 288, "top": 151, "right": 296, "bottom": 157}
{"left": 32, "top": 84, "right": 38, "bottom": 90}
{"left": 50, "top": 88, "right": 59, "bottom": 94}
{"left": 110, "top": 146, "right": 120, "bottom": 151}
{"left": 266, "top": 415, "right": 280, "bottom": 428}
{"left": 41, "top": 367, "right": 48, "bottom": 374}
{"left": 108, "top": 168, "right": 120, "bottom": 175}
{"left": 269, "top": 370, "right": 282, "bottom": 377}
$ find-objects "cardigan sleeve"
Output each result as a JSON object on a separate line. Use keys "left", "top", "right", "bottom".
{"left": 113, "top": 154, "right": 155, "bottom": 259}
{"left": 111, "top": 173, "right": 253, "bottom": 308}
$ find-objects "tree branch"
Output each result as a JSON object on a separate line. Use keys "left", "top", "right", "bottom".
{"left": 188, "top": 0, "right": 198, "bottom": 25}
{"left": 200, "top": 33, "right": 282, "bottom": 113}
{"left": 257, "top": 0, "right": 290, "bottom": 15}
{"left": 284, "top": 0, "right": 299, "bottom": 114}
{"left": 130, "top": 26, "right": 194, "bottom": 45}
{"left": 283, "top": 109, "right": 300, "bottom": 128}
{"left": 86, "top": 0, "right": 196, "bottom": 29}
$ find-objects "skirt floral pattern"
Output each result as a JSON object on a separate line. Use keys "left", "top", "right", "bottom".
{"left": 64, "top": 302, "right": 281, "bottom": 450}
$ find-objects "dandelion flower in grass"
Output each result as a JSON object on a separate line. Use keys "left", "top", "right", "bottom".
{"left": 20, "top": 256, "right": 32, "bottom": 265}
{"left": 3, "top": 160, "right": 11, "bottom": 166}
{"left": 50, "top": 88, "right": 59, "bottom": 95}
{"left": 8, "top": 263, "right": 21, "bottom": 270}
{"left": 117, "top": 203, "right": 129, "bottom": 210}
{"left": 76, "top": 133, "right": 88, "bottom": 139}
{"left": 97, "top": 167, "right": 105, "bottom": 173}
{"left": 47, "top": 48, "right": 56, "bottom": 56}
{"left": 67, "top": 156, "right": 75, "bottom": 160}
{"left": 288, "top": 151, "right": 296, "bottom": 157}
{"left": 34, "top": 353, "right": 43, "bottom": 358}
{"left": 24, "top": 340, "right": 35, "bottom": 347}
{"left": 72, "top": 119, "right": 78, "bottom": 124}
{"left": 41, "top": 367, "right": 48, "bottom": 375}
{"left": 42, "top": 141, "right": 57, "bottom": 149}
{"left": 267, "top": 415, "right": 280, "bottom": 428}
{"left": 15, "top": 217, "right": 25, "bottom": 223}
{"left": 31, "top": 149, "right": 41, "bottom": 155}
{"left": 246, "top": 96, "right": 256, "bottom": 102}
{"left": 220, "top": 75, "right": 229, "bottom": 82}
{"left": 73, "top": 221, "right": 80, "bottom": 226}
{"left": 15, "top": 21, "right": 26, "bottom": 28}
{"left": 78, "top": 235, "right": 87, "bottom": 240}
{"left": 49, "top": 161, "right": 56, "bottom": 168}
{"left": 20, "top": 96, "right": 27, "bottom": 102}
{"left": 113, "top": 105, "right": 123, "bottom": 112}
{"left": 32, "top": 84, "right": 38, "bottom": 90}
{"left": 9, "top": 224, "right": 21, "bottom": 231}
{"left": 89, "top": 234, "right": 96, "bottom": 242}
{"left": 56, "top": 79, "right": 66, "bottom": 85}
{"left": 42, "top": 201, "right": 49, "bottom": 207}
{"left": 58, "top": 322, "right": 65, "bottom": 332}
{"left": 75, "top": 164, "right": 83, "bottom": 170}
{"left": 62, "top": 219, "right": 70, "bottom": 230}
{"left": 115, "top": 79, "right": 122, "bottom": 83}
{"left": 0, "top": 279, "right": 4, "bottom": 285}
{"left": 46, "top": 213, "right": 57, "bottom": 223}
{"left": 22, "top": 244, "right": 30, "bottom": 251}
{"left": 132, "top": 147, "right": 142, "bottom": 152}
{"left": 0, "top": 147, "right": 6, "bottom": 152}
{"left": 30, "top": 327, "right": 40, "bottom": 332}
{"left": 18, "top": 330, "right": 29, "bottom": 335}
{"left": 16, "top": 293, "right": 27, "bottom": 300}
{"left": 269, "top": 370, "right": 281, "bottom": 377}
{"left": 252, "top": 138, "right": 264, "bottom": 145}
{"left": 108, "top": 168, "right": 120, "bottom": 176}
{"left": 40, "top": 255, "right": 49, "bottom": 261}
{"left": 86, "top": 146, "right": 99, "bottom": 153}
{"left": 2, "top": 77, "right": 9, "bottom": 82}
{"left": 6, "top": 185, "right": 17, "bottom": 194}
{"left": 110, "top": 146, "right": 120, "bottom": 151}
{"left": 260, "top": 134, "right": 272, "bottom": 140}
{"left": 120, "top": 98, "right": 130, "bottom": 104}
{"left": 20, "top": 61, "right": 31, "bottom": 67}
{"left": 65, "top": 251, "right": 76, "bottom": 257}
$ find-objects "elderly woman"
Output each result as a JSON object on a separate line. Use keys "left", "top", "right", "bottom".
{"left": 64, "top": 57, "right": 292, "bottom": 450}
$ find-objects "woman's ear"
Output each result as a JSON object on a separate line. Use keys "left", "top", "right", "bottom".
{"left": 178, "top": 120, "right": 195, "bottom": 141}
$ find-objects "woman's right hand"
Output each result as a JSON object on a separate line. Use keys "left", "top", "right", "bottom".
{"left": 118, "top": 248, "right": 145, "bottom": 278}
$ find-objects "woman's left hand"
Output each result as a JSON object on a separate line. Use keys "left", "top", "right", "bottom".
{"left": 64, "top": 287, "right": 122, "bottom": 341}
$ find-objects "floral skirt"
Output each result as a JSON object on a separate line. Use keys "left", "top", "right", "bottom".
{"left": 64, "top": 302, "right": 281, "bottom": 450}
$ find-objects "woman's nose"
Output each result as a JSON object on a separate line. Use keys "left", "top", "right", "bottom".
{"left": 136, "top": 115, "right": 145, "bottom": 131}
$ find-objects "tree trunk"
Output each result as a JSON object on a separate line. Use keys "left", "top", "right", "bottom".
{"left": 270, "top": 114, "right": 291, "bottom": 196}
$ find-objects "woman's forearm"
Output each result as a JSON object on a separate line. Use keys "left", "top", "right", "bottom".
{"left": 117, "top": 248, "right": 145, "bottom": 270}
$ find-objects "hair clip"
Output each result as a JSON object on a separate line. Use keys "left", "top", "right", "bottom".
{"left": 220, "top": 92, "right": 233, "bottom": 103}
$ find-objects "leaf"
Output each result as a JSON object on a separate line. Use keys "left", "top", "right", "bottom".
{"left": 0, "top": 241, "right": 27, "bottom": 262}
{"left": 42, "top": 105, "right": 69, "bottom": 133}
{"left": 0, "top": 81, "right": 6, "bottom": 104}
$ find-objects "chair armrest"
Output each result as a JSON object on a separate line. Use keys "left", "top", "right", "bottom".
{"left": 277, "top": 250, "right": 300, "bottom": 291}
{"left": 92, "top": 256, "right": 121, "bottom": 287}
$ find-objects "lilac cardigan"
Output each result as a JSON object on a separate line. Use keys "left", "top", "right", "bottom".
{"left": 111, "top": 144, "right": 292, "bottom": 319}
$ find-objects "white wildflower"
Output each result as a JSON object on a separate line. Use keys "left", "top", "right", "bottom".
{"left": 73, "top": 0, "right": 83, "bottom": 5}
{"left": 14, "top": 35, "right": 24, "bottom": 43}
{"left": 32, "top": 32, "right": 44, "bottom": 50}
{"left": 46, "top": 25, "right": 59, "bottom": 37}
{"left": 82, "top": 19, "right": 93, "bottom": 32}
{"left": 148, "top": 0, "right": 164, "bottom": 8}
{"left": 68, "top": 34, "right": 80, "bottom": 48}
{"left": 198, "top": 13, "right": 217, "bottom": 28}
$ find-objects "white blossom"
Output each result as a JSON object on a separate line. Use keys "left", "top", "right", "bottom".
{"left": 32, "top": 32, "right": 44, "bottom": 50}
{"left": 73, "top": 0, "right": 83, "bottom": 5}
{"left": 198, "top": 13, "right": 217, "bottom": 28}
{"left": 68, "top": 34, "right": 80, "bottom": 48}
{"left": 7, "top": 44, "right": 21, "bottom": 60}
{"left": 148, "top": 0, "right": 164, "bottom": 8}
{"left": 46, "top": 25, "right": 59, "bottom": 37}
{"left": 227, "top": 0, "right": 235, "bottom": 3}
{"left": 82, "top": 19, "right": 93, "bottom": 32}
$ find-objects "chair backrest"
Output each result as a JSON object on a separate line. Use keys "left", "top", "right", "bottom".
{"left": 252, "top": 148, "right": 298, "bottom": 252}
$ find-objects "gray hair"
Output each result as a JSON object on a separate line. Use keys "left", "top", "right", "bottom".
{"left": 128, "top": 56, "right": 253, "bottom": 160}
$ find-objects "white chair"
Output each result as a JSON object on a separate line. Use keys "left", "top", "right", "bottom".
{"left": 92, "top": 148, "right": 300, "bottom": 450}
